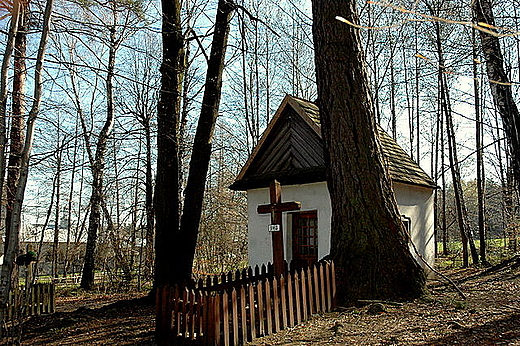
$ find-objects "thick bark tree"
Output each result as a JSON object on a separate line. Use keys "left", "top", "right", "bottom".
{"left": 472, "top": 0, "right": 520, "bottom": 191}
{"left": 154, "top": 0, "right": 185, "bottom": 288}
{"left": 311, "top": 0, "right": 426, "bottom": 303}
{"left": 155, "top": 0, "right": 234, "bottom": 287}
{"left": 177, "top": 0, "right": 234, "bottom": 283}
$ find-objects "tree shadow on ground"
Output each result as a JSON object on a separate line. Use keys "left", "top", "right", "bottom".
{"left": 421, "top": 312, "right": 520, "bottom": 345}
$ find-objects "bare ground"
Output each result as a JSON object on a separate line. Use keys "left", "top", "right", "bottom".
{"left": 7, "top": 260, "right": 520, "bottom": 345}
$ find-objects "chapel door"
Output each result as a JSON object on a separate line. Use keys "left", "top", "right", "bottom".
{"left": 292, "top": 211, "right": 318, "bottom": 269}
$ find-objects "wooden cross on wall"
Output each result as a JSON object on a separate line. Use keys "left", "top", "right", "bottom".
{"left": 257, "top": 180, "right": 301, "bottom": 275}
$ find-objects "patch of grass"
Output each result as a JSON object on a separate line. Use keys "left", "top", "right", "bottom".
{"left": 435, "top": 238, "right": 518, "bottom": 268}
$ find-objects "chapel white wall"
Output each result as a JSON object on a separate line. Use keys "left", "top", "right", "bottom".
{"left": 247, "top": 182, "right": 331, "bottom": 268}
{"left": 393, "top": 182, "right": 436, "bottom": 273}
{"left": 246, "top": 181, "right": 435, "bottom": 273}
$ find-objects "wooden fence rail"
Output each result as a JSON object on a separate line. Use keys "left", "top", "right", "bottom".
{"left": 156, "top": 261, "right": 336, "bottom": 346}
{"left": 6, "top": 283, "right": 55, "bottom": 321}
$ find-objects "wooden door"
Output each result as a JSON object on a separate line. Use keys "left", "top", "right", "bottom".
{"left": 292, "top": 211, "right": 318, "bottom": 268}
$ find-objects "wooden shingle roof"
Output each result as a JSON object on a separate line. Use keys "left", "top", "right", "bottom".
{"left": 230, "top": 95, "right": 436, "bottom": 191}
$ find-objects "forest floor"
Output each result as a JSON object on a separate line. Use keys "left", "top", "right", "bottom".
{"left": 6, "top": 257, "right": 520, "bottom": 345}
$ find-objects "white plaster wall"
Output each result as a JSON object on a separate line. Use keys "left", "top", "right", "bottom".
{"left": 247, "top": 181, "right": 435, "bottom": 272}
{"left": 247, "top": 182, "right": 331, "bottom": 268}
{"left": 393, "top": 182, "right": 436, "bottom": 272}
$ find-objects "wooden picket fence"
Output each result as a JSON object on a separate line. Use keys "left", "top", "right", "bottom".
{"left": 6, "top": 283, "right": 55, "bottom": 321}
{"left": 156, "top": 261, "right": 336, "bottom": 345}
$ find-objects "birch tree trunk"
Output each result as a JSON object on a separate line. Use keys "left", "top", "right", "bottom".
{"left": 80, "top": 4, "right": 118, "bottom": 289}
{"left": 0, "top": 0, "right": 21, "bottom": 238}
{"left": 4, "top": 4, "right": 28, "bottom": 255}
{"left": 0, "top": 0, "right": 54, "bottom": 325}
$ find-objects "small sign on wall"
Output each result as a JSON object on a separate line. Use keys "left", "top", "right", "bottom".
{"left": 268, "top": 224, "right": 281, "bottom": 232}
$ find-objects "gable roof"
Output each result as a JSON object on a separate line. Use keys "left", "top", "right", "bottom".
{"left": 230, "top": 95, "right": 436, "bottom": 191}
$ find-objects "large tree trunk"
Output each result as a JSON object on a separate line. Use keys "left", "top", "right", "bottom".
{"left": 472, "top": 0, "right": 520, "bottom": 191}
{"left": 311, "top": 0, "right": 425, "bottom": 303}
{"left": 154, "top": 0, "right": 185, "bottom": 288}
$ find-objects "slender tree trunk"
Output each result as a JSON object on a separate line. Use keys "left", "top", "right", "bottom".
{"left": 4, "top": 6, "right": 28, "bottom": 256}
{"left": 64, "top": 117, "right": 79, "bottom": 277}
{"left": 143, "top": 121, "right": 154, "bottom": 280}
{"left": 312, "top": 0, "right": 425, "bottom": 303}
{"left": 81, "top": 9, "right": 118, "bottom": 290}
{"left": 473, "top": 27, "right": 487, "bottom": 265}
{"left": 0, "top": 0, "right": 22, "bottom": 248}
{"left": 432, "top": 16, "right": 479, "bottom": 266}
{"left": 472, "top": 0, "right": 520, "bottom": 191}
{"left": 154, "top": 0, "right": 185, "bottom": 288}
{"left": 0, "top": 0, "right": 54, "bottom": 324}
{"left": 177, "top": 0, "right": 234, "bottom": 284}
{"left": 52, "top": 132, "right": 62, "bottom": 278}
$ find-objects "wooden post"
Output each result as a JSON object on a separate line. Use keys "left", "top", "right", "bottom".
{"left": 257, "top": 180, "right": 301, "bottom": 276}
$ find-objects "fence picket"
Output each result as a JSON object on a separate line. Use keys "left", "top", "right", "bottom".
{"left": 313, "top": 265, "right": 320, "bottom": 312}
{"left": 300, "top": 269, "right": 308, "bottom": 320}
{"left": 293, "top": 271, "right": 301, "bottom": 325}
{"left": 239, "top": 286, "right": 247, "bottom": 343}
{"left": 286, "top": 272, "right": 295, "bottom": 327}
{"left": 323, "top": 262, "right": 331, "bottom": 311}
{"left": 195, "top": 290, "right": 203, "bottom": 340}
{"left": 318, "top": 263, "right": 326, "bottom": 312}
{"left": 264, "top": 279, "right": 273, "bottom": 335}
{"left": 231, "top": 289, "right": 238, "bottom": 346}
{"left": 222, "top": 290, "right": 230, "bottom": 346}
{"left": 188, "top": 289, "right": 196, "bottom": 339}
{"left": 307, "top": 267, "right": 315, "bottom": 314}
{"left": 331, "top": 261, "right": 337, "bottom": 309}
{"left": 247, "top": 284, "right": 256, "bottom": 340}
{"left": 257, "top": 281, "right": 265, "bottom": 336}
{"left": 272, "top": 277, "right": 280, "bottom": 333}
{"left": 171, "top": 286, "right": 181, "bottom": 338}
{"left": 279, "top": 275, "right": 287, "bottom": 330}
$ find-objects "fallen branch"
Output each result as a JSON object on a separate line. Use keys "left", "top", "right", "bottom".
{"left": 357, "top": 299, "right": 403, "bottom": 307}
{"left": 409, "top": 238, "right": 467, "bottom": 300}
